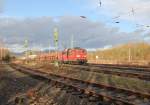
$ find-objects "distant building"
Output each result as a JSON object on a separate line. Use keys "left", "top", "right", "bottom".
{"left": 0, "top": 47, "right": 9, "bottom": 60}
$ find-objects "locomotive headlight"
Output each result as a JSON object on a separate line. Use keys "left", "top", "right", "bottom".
{"left": 76, "top": 55, "right": 80, "bottom": 57}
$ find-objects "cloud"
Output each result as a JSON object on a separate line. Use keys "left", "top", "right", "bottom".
{"left": 0, "top": 16, "right": 147, "bottom": 52}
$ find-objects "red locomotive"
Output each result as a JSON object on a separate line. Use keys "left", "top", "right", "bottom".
{"left": 36, "top": 47, "right": 87, "bottom": 64}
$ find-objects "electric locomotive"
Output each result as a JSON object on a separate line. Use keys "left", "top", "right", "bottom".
{"left": 58, "top": 47, "right": 87, "bottom": 64}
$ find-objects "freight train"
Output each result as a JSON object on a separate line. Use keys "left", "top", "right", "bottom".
{"left": 36, "top": 47, "right": 87, "bottom": 64}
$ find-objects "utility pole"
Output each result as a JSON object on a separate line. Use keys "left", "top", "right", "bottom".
{"left": 0, "top": 39, "right": 5, "bottom": 61}
{"left": 49, "top": 40, "right": 51, "bottom": 54}
{"left": 62, "top": 42, "right": 67, "bottom": 49}
{"left": 128, "top": 47, "right": 131, "bottom": 62}
{"left": 71, "top": 34, "right": 74, "bottom": 48}
{"left": 24, "top": 39, "right": 28, "bottom": 64}
{"left": 0, "top": 47, "right": 2, "bottom": 60}
{"left": 54, "top": 27, "right": 58, "bottom": 49}
{"left": 53, "top": 27, "right": 59, "bottom": 67}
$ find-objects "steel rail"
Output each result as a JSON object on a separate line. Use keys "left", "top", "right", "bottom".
{"left": 88, "top": 63, "right": 150, "bottom": 72}
{"left": 63, "top": 64, "right": 150, "bottom": 81}
{"left": 10, "top": 64, "right": 150, "bottom": 105}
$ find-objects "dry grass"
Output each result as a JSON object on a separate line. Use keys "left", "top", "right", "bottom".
{"left": 23, "top": 63, "right": 150, "bottom": 94}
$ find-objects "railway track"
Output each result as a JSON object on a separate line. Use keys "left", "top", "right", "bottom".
{"left": 88, "top": 63, "right": 150, "bottom": 72}
{"left": 63, "top": 64, "right": 150, "bottom": 81}
{"left": 10, "top": 64, "right": 150, "bottom": 105}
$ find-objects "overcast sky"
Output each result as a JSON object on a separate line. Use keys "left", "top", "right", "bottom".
{"left": 0, "top": 0, "right": 150, "bottom": 52}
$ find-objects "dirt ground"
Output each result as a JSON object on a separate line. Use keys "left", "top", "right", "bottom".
{"left": 0, "top": 64, "right": 105, "bottom": 105}
{"left": 0, "top": 64, "right": 43, "bottom": 105}
{"left": 14, "top": 81, "right": 105, "bottom": 105}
